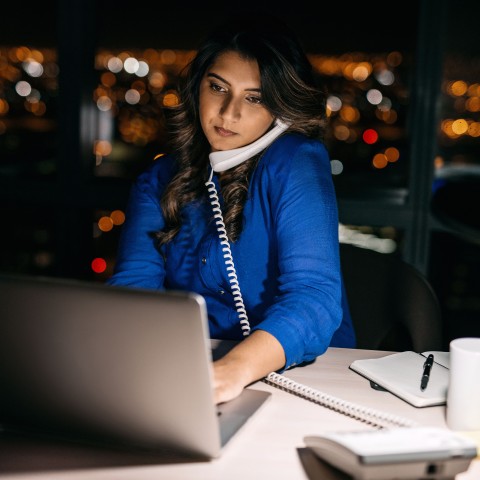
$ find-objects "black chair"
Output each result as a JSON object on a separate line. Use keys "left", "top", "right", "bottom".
{"left": 340, "top": 243, "right": 443, "bottom": 352}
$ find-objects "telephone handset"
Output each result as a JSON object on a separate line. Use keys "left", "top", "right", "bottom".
{"left": 209, "top": 119, "right": 290, "bottom": 172}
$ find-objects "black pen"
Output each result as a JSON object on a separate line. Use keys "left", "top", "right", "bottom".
{"left": 420, "top": 354, "right": 434, "bottom": 391}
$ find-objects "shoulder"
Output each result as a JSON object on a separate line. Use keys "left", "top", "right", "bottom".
{"left": 260, "top": 133, "right": 330, "bottom": 170}
{"left": 134, "top": 153, "right": 177, "bottom": 194}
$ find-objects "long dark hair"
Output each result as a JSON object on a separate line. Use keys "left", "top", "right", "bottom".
{"left": 156, "top": 14, "right": 327, "bottom": 246}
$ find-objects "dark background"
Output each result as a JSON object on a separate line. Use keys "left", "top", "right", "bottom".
{"left": 1, "top": 0, "right": 479, "bottom": 349}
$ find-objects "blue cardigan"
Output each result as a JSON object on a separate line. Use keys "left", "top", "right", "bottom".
{"left": 107, "top": 133, "right": 356, "bottom": 368}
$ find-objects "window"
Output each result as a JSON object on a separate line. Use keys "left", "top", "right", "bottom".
{"left": 1, "top": 1, "right": 480, "bottom": 345}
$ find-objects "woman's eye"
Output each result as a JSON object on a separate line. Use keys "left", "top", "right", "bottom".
{"left": 247, "top": 96, "right": 262, "bottom": 105}
{"left": 210, "top": 82, "right": 225, "bottom": 93}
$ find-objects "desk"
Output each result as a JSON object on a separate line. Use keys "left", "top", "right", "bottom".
{"left": 0, "top": 348, "right": 478, "bottom": 479}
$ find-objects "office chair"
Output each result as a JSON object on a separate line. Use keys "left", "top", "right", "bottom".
{"left": 340, "top": 242, "right": 443, "bottom": 352}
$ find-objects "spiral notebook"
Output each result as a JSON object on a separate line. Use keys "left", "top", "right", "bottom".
{"left": 349, "top": 351, "right": 450, "bottom": 408}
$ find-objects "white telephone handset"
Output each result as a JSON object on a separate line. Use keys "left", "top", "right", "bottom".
{"left": 209, "top": 119, "right": 290, "bottom": 172}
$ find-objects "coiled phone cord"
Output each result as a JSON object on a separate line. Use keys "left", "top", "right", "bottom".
{"left": 206, "top": 169, "right": 250, "bottom": 337}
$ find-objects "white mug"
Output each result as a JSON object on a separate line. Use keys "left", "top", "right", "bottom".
{"left": 446, "top": 337, "right": 480, "bottom": 431}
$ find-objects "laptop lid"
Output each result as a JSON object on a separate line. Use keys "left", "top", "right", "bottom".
{"left": 0, "top": 274, "right": 270, "bottom": 459}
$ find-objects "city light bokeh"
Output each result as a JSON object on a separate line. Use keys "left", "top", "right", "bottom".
{"left": 1, "top": 39, "right": 479, "bottom": 276}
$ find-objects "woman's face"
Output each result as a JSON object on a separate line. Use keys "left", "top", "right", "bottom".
{"left": 199, "top": 50, "right": 275, "bottom": 152}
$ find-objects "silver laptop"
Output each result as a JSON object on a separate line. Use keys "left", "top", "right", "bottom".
{"left": 0, "top": 274, "right": 270, "bottom": 459}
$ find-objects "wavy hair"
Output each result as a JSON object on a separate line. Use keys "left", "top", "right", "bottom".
{"left": 156, "top": 15, "right": 327, "bottom": 246}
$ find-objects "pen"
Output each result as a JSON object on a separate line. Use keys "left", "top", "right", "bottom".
{"left": 420, "top": 354, "right": 434, "bottom": 391}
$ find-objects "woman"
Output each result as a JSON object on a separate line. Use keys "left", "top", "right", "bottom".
{"left": 107, "top": 15, "right": 356, "bottom": 404}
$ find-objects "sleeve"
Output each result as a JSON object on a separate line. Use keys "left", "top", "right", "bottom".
{"left": 106, "top": 159, "right": 170, "bottom": 290}
{"left": 252, "top": 139, "right": 343, "bottom": 369}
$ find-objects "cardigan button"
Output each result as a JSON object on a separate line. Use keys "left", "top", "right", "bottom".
{"left": 201, "top": 257, "right": 207, "bottom": 264}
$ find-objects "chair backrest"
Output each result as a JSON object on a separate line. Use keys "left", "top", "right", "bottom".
{"left": 340, "top": 243, "right": 443, "bottom": 352}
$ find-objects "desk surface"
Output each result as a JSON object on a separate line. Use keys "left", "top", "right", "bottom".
{"left": 0, "top": 347, "right": 478, "bottom": 479}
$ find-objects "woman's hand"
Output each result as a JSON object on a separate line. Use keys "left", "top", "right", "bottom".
{"left": 212, "top": 330, "right": 286, "bottom": 404}
{"left": 213, "top": 357, "right": 251, "bottom": 405}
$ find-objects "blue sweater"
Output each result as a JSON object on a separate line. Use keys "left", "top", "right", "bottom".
{"left": 107, "top": 134, "right": 356, "bottom": 368}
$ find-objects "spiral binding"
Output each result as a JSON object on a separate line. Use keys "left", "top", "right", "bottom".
{"left": 206, "top": 168, "right": 418, "bottom": 430}
{"left": 264, "top": 372, "right": 419, "bottom": 429}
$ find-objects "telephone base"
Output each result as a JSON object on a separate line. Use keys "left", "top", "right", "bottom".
{"left": 304, "top": 427, "right": 477, "bottom": 480}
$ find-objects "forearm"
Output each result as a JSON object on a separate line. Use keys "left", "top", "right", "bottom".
{"left": 213, "top": 329, "right": 285, "bottom": 404}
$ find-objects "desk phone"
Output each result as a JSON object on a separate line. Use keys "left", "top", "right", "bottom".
{"left": 304, "top": 427, "right": 477, "bottom": 480}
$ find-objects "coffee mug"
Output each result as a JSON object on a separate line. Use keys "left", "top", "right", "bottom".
{"left": 446, "top": 337, "right": 480, "bottom": 431}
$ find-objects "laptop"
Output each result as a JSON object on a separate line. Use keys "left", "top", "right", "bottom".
{"left": 0, "top": 273, "right": 270, "bottom": 459}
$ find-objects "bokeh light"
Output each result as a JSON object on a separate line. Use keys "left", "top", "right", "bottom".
{"left": 91, "top": 257, "right": 107, "bottom": 274}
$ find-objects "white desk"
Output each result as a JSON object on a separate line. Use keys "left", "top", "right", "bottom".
{"left": 0, "top": 348, "right": 478, "bottom": 479}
